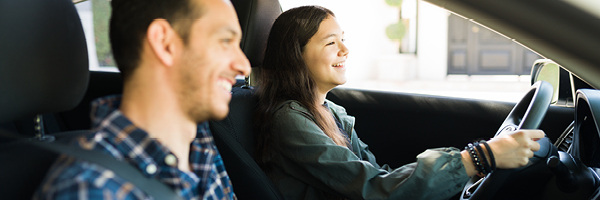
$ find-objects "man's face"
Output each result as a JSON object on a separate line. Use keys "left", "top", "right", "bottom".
{"left": 176, "top": 0, "right": 250, "bottom": 123}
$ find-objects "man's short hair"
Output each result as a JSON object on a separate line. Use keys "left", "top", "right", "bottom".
{"left": 109, "top": 0, "right": 204, "bottom": 80}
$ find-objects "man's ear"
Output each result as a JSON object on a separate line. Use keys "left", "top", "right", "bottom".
{"left": 146, "top": 19, "right": 179, "bottom": 67}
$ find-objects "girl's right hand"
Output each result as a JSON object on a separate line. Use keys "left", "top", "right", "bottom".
{"left": 485, "top": 129, "right": 545, "bottom": 169}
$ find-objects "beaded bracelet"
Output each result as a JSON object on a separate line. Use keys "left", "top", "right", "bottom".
{"left": 474, "top": 142, "right": 491, "bottom": 174}
{"left": 481, "top": 141, "right": 496, "bottom": 171}
{"left": 465, "top": 143, "right": 486, "bottom": 176}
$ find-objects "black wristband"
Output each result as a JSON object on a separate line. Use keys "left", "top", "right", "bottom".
{"left": 474, "top": 142, "right": 491, "bottom": 174}
{"left": 466, "top": 143, "right": 485, "bottom": 175}
{"left": 481, "top": 141, "right": 496, "bottom": 171}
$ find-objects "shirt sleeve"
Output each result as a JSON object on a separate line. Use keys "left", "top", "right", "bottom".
{"left": 271, "top": 105, "right": 470, "bottom": 200}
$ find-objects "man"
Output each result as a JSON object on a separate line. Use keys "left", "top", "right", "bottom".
{"left": 35, "top": 0, "right": 250, "bottom": 199}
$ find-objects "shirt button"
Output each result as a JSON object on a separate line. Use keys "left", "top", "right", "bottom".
{"left": 146, "top": 164, "right": 157, "bottom": 175}
{"left": 94, "top": 134, "right": 103, "bottom": 142}
{"left": 165, "top": 154, "right": 177, "bottom": 167}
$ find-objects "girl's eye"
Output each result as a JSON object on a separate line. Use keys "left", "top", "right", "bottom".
{"left": 341, "top": 39, "right": 346, "bottom": 42}
{"left": 326, "top": 41, "right": 335, "bottom": 46}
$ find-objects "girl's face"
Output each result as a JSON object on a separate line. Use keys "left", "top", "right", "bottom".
{"left": 302, "top": 15, "right": 349, "bottom": 93}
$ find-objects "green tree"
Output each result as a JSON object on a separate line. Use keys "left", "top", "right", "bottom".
{"left": 385, "top": 0, "right": 408, "bottom": 53}
{"left": 386, "top": 22, "right": 406, "bottom": 40}
{"left": 92, "top": 0, "right": 114, "bottom": 67}
{"left": 385, "top": 0, "right": 403, "bottom": 7}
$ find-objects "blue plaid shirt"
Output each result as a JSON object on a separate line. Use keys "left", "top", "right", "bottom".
{"left": 34, "top": 95, "right": 236, "bottom": 200}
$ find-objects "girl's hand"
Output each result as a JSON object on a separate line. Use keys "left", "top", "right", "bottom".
{"left": 486, "top": 129, "right": 545, "bottom": 169}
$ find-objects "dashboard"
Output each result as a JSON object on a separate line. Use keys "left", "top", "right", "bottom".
{"left": 571, "top": 89, "right": 600, "bottom": 169}
{"left": 476, "top": 88, "right": 600, "bottom": 200}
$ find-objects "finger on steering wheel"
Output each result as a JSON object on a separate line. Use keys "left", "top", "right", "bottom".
{"left": 529, "top": 139, "right": 541, "bottom": 151}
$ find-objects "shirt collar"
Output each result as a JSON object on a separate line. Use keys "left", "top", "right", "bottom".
{"left": 90, "top": 94, "right": 122, "bottom": 128}
{"left": 88, "top": 95, "right": 198, "bottom": 178}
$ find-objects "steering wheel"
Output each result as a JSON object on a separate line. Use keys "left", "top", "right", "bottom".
{"left": 460, "top": 81, "right": 555, "bottom": 200}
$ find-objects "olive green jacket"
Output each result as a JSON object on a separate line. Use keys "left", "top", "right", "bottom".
{"left": 267, "top": 100, "right": 470, "bottom": 200}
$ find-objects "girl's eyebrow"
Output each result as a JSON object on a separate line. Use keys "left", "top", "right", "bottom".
{"left": 320, "top": 32, "right": 344, "bottom": 41}
{"left": 321, "top": 33, "right": 337, "bottom": 41}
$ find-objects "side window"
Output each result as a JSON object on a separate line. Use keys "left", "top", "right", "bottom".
{"left": 75, "top": 0, "right": 118, "bottom": 72}
{"left": 279, "top": 0, "right": 539, "bottom": 102}
{"left": 75, "top": 0, "right": 246, "bottom": 80}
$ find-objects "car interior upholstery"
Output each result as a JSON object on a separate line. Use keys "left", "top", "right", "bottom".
{"left": 0, "top": 0, "right": 89, "bottom": 198}
{"left": 0, "top": 0, "right": 89, "bottom": 135}
{"left": 208, "top": 0, "right": 284, "bottom": 199}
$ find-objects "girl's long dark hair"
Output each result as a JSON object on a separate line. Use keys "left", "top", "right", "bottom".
{"left": 254, "top": 5, "right": 348, "bottom": 171}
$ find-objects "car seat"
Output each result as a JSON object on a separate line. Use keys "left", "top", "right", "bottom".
{"left": 0, "top": 0, "right": 89, "bottom": 198}
{"left": 209, "top": 0, "right": 284, "bottom": 199}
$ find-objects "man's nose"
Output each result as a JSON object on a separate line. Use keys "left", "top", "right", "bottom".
{"left": 233, "top": 48, "right": 251, "bottom": 76}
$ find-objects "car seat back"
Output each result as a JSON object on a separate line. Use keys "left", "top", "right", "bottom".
{"left": 0, "top": 0, "right": 89, "bottom": 123}
{"left": 208, "top": 0, "right": 283, "bottom": 199}
{"left": 0, "top": 0, "right": 89, "bottom": 198}
{"left": 211, "top": 87, "right": 283, "bottom": 199}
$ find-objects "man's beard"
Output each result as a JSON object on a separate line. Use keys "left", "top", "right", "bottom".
{"left": 177, "top": 52, "right": 209, "bottom": 124}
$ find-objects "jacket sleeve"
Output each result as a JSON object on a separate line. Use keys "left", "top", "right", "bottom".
{"left": 271, "top": 104, "right": 470, "bottom": 200}
{"left": 350, "top": 130, "right": 387, "bottom": 170}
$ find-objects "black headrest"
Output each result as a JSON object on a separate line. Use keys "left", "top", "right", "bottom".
{"left": 0, "top": 0, "right": 89, "bottom": 123}
{"left": 231, "top": 0, "right": 281, "bottom": 69}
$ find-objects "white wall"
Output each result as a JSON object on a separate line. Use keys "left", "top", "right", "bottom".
{"left": 416, "top": 1, "right": 449, "bottom": 80}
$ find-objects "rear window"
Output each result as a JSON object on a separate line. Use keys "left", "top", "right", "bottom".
{"left": 75, "top": 0, "right": 118, "bottom": 72}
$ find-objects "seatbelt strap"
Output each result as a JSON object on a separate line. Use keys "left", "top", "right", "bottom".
{"left": 0, "top": 130, "right": 184, "bottom": 200}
